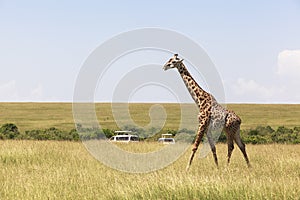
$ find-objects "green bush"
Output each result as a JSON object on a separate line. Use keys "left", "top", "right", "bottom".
{"left": 242, "top": 126, "right": 300, "bottom": 144}
{"left": 69, "top": 129, "right": 80, "bottom": 141}
{"left": 23, "top": 128, "right": 80, "bottom": 141}
{"left": 0, "top": 123, "right": 20, "bottom": 139}
{"left": 1, "top": 123, "right": 300, "bottom": 144}
{"left": 102, "top": 128, "right": 114, "bottom": 139}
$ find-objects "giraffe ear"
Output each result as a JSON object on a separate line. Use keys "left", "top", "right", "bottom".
{"left": 179, "top": 58, "right": 184, "bottom": 62}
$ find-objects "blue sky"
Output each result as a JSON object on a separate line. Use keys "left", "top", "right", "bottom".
{"left": 1, "top": 0, "right": 300, "bottom": 103}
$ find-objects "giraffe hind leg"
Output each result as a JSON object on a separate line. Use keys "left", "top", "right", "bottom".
{"left": 207, "top": 132, "right": 218, "bottom": 167}
{"left": 234, "top": 128, "right": 251, "bottom": 167}
{"left": 227, "top": 135, "right": 234, "bottom": 165}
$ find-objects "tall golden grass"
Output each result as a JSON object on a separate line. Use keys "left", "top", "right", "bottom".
{"left": 1, "top": 140, "right": 299, "bottom": 199}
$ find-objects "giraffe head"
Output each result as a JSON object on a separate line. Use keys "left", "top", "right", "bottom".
{"left": 163, "top": 54, "right": 184, "bottom": 71}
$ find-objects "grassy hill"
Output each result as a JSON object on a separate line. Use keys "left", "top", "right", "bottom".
{"left": 0, "top": 103, "right": 300, "bottom": 132}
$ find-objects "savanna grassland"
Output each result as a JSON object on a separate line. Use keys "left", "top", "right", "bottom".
{"left": 0, "top": 141, "right": 299, "bottom": 199}
{"left": 0, "top": 103, "right": 300, "bottom": 199}
{"left": 1, "top": 103, "right": 300, "bottom": 131}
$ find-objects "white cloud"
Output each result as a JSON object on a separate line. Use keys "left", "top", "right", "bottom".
{"left": 226, "top": 50, "right": 300, "bottom": 103}
{"left": 230, "top": 78, "right": 285, "bottom": 103}
{"left": 30, "top": 84, "right": 43, "bottom": 100}
{"left": 228, "top": 77, "right": 300, "bottom": 103}
{"left": 0, "top": 80, "right": 19, "bottom": 101}
{"left": 277, "top": 49, "right": 300, "bottom": 77}
{"left": 0, "top": 81, "right": 44, "bottom": 102}
{"left": 234, "top": 78, "right": 276, "bottom": 98}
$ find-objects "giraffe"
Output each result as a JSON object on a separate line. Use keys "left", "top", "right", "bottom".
{"left": 163, "top": 54, "right": 250, "bottom": 171}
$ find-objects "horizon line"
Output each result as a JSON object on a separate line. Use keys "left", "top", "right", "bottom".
{"left": 0, "top": 101, "right": 299, "bottom": 105}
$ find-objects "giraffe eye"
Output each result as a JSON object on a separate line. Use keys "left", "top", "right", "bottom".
{"left": 172, "top": 61, "right": 176, "bottom": 64}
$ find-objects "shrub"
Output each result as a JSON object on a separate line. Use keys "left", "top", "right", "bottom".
{"left": 1, "top": 123, "right": 300, "bottom": 144}
{"left": 69, "top": 129, "right": 80, "bottom": 141}
{"left": 276, "top": 126, "right": 293, "bottom": 134}
{"left": 103, "top": 128, "right": 114, "bottom": 139}
{"left": 0, "top": 123, "right": 20, "bottom": 139}
{"left": 167, "top": 129, "right": 177, "bottom": 136}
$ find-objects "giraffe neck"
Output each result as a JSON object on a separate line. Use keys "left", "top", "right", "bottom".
{"left": 177, "top": 63, "right": 210, "bottom": 108}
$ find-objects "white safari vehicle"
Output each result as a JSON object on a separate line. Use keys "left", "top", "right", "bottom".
{"left": 158, "top": 133, "right": 175, "bottom": 144}
{"left": 109, "top": 131, "right": 139, "bottom": 143}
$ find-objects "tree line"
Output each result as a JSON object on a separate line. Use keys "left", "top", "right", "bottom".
{"left": 0, "top": 123, "right": 300, "bottom": 144}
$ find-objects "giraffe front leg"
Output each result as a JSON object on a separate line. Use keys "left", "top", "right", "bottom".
{"left": 186, "top": 118, "right": 209, "bottom": 171}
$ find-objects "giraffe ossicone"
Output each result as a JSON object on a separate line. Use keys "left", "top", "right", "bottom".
{"left": 163, "top": 54, "right": 251, "bottom": 171}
